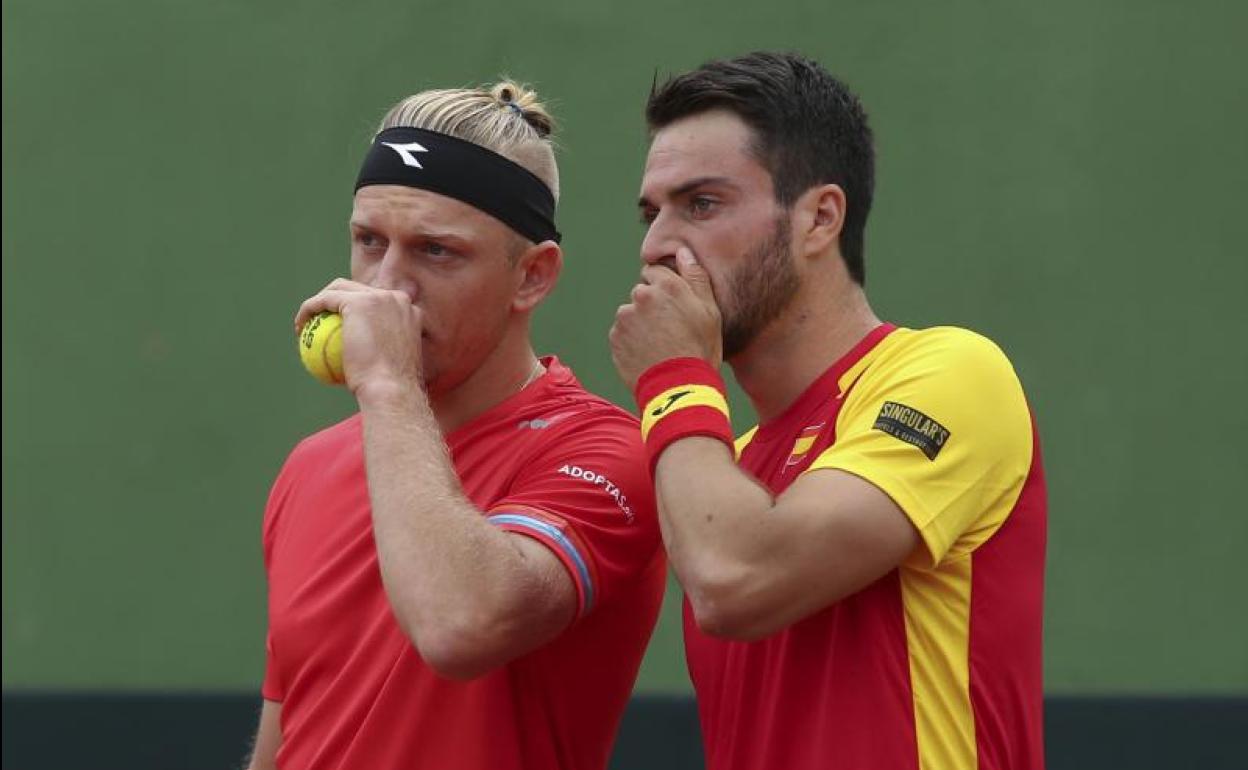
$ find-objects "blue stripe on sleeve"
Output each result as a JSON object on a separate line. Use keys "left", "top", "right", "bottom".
{"left": 487, "top": 513, "right": 595, "bottom": 612}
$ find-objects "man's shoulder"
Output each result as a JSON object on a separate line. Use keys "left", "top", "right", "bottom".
{"left": 867, "top": 325, "right": 1022, "bottom": 386}
{"left": 520, "top": 392, "right": 643, "bottom": 453}
{"left": 285, "top": 413, "right": 361, "bottom": 465}
{"left": 887, "top": 324, "right": 1011, "bottom": 358}
{"left": 530, "top": 373, "right": 641, "bottom": 434}
{"left": 463, "top": 376, "right": 643, "bottom": 472}
{"left": 837, "top": 324, "right": 1031, "bottom": 433}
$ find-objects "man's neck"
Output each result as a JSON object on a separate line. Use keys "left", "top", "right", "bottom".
{"left": 427, "top": 326, "right": 540, "bottom": 435}
{"left": 730, "top": 282, "right": 880, "bottom": 424}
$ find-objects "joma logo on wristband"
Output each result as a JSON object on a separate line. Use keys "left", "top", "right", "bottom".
{"left": 640, "top": 384, "right": 730, "bottom": 441}
{"left": 650, "top": 390, "right": 693, "bottom": 417}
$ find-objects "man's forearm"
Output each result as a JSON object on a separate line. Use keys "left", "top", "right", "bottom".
{"left": 244, "top": 700, "right": 281, "bottom": 770}
{"left": 653, "top": 437, "right": 776, "bottom": 615}
{"left": 358, "top": 384, "right": 548, "bottom": 671}
{"left": 656, "top": 436, "right": 923, "bottom": 640}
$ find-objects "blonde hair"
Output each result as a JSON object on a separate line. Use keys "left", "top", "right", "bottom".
{"left": 378, "top": 80, "right": 560, "bottom": 202}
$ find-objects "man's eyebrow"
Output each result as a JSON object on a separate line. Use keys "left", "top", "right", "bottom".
{"left": 348, "top": 221, "right": 473, "bottom": 243}
{"left": 638, "top": 176, "right": 737, "bottom": 208}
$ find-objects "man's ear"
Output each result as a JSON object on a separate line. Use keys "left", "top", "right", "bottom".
{"left": 513, "top": 240, "right": 563, "bottom": 312}
{"left": 792, "top": 183, "right": 846, "bottom": 260}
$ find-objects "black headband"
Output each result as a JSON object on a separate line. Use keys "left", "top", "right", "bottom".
{"left": 355, "top": 126, "right": 561, "bottom": 244}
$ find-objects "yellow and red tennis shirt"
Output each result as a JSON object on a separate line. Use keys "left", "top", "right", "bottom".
{"left": 262, "top": 358, "right": 665, "bottom": 770}
{"left": 685, "top": 324, "right": 1046, "bottom": 770}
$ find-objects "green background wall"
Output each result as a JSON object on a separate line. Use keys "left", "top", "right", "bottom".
{"left": 4, "top": 0, "right": 1246, "bottom": 696}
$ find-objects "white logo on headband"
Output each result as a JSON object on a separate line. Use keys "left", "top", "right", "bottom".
{"left": 380, "top": 141, "right": 429, "bottom": 169}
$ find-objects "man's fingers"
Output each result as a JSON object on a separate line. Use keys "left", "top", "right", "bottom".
{"left": 640, "top": 264, "right": 681, "bottom": 291}
{"left": 295, "top": 286, "right": 414, "bottom": 334}
{"left": 675, "top": 248, "right": 716, "bottom": 303}
{"left": 324, "top": 277, "right": 370, "bottom": 293}
{"left": 294, "top": 289, "right": 380, "bottom": 332}
{"left": 295, "top": 279, "right": 367, "bottom": 332}
{"left": 641, "top": 250, "right": 717, "bottom": 303}
{"left": 296, "top": 290, "right": 350, "bottom": 333}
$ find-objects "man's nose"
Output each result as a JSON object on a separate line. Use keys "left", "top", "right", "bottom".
{"left": 372, "top": 249, "right": 420, "bottom": 303}
{"left": 639, "top": 211, "right": 681, "bottom": 268}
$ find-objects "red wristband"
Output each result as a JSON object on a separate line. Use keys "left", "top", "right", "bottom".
{"left": 634, "top": 358, "right": 734, "bottom": 473}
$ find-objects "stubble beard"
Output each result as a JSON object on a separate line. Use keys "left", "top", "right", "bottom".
{"left": 721, "top": 217, "right": 801, "bottom": 359}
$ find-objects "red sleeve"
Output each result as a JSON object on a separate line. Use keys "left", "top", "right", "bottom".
{"left": 485, "top": 410, "right": 659, "bottom": 619}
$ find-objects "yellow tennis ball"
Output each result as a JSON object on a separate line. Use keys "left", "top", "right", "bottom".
{"left": 298, "top": 311, "right": 345, "bottom": 385}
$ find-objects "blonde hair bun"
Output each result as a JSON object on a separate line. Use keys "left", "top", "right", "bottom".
{"left": 489, "top": 80, "right": 555, "bottom": 138}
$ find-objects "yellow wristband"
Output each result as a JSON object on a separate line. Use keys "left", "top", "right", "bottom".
{"left": 640, "top": 384, "right": 731, "bottom": 441}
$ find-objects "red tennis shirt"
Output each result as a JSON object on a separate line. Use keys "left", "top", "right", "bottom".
{"left": 685, "top": 324, "right": 1047, "bottom": 770}
{"left": 262, "top": 357, "right": 665, "bottom": 770}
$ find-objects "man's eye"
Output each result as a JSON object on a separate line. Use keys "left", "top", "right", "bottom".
{"left": 355, "top": 232, "right": 380, "bottom": 248}
{"left": 691, "top": 197, "right": 716, "bottom": 216}
{"left": 424, "top": 241, "right": 455, "bottom": 258}
{"left": 640, "top": 207, "right": 658, "bottom": 226}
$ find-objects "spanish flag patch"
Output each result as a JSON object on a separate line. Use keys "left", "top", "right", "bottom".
{"left": 785, "top": 423, "right": 825, "bottom": 467}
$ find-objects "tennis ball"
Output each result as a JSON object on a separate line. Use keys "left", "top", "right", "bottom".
{"left": 298, "top": 311, "right": 345, "bottom": 385}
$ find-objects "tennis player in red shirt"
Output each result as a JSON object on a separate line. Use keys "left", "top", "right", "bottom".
{"left": 611, "top": 52, "right": 1046, "bottom": 770}
{"left": 246, "top": 81, "right": 665, "bottom": 770}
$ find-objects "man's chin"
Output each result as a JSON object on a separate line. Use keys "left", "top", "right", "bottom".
{"left": 723, "top": 318, "right": 781, "bottom": 359}
{"left": 722, "top": 326, "right": 753, "bottom": 360}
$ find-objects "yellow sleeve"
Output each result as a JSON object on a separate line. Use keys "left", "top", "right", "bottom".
{"left": 734, "top": 426, "right": 759, "bottom": 460}
{"left": 804, "top": 327, "right": 1033, "bottom": 568}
